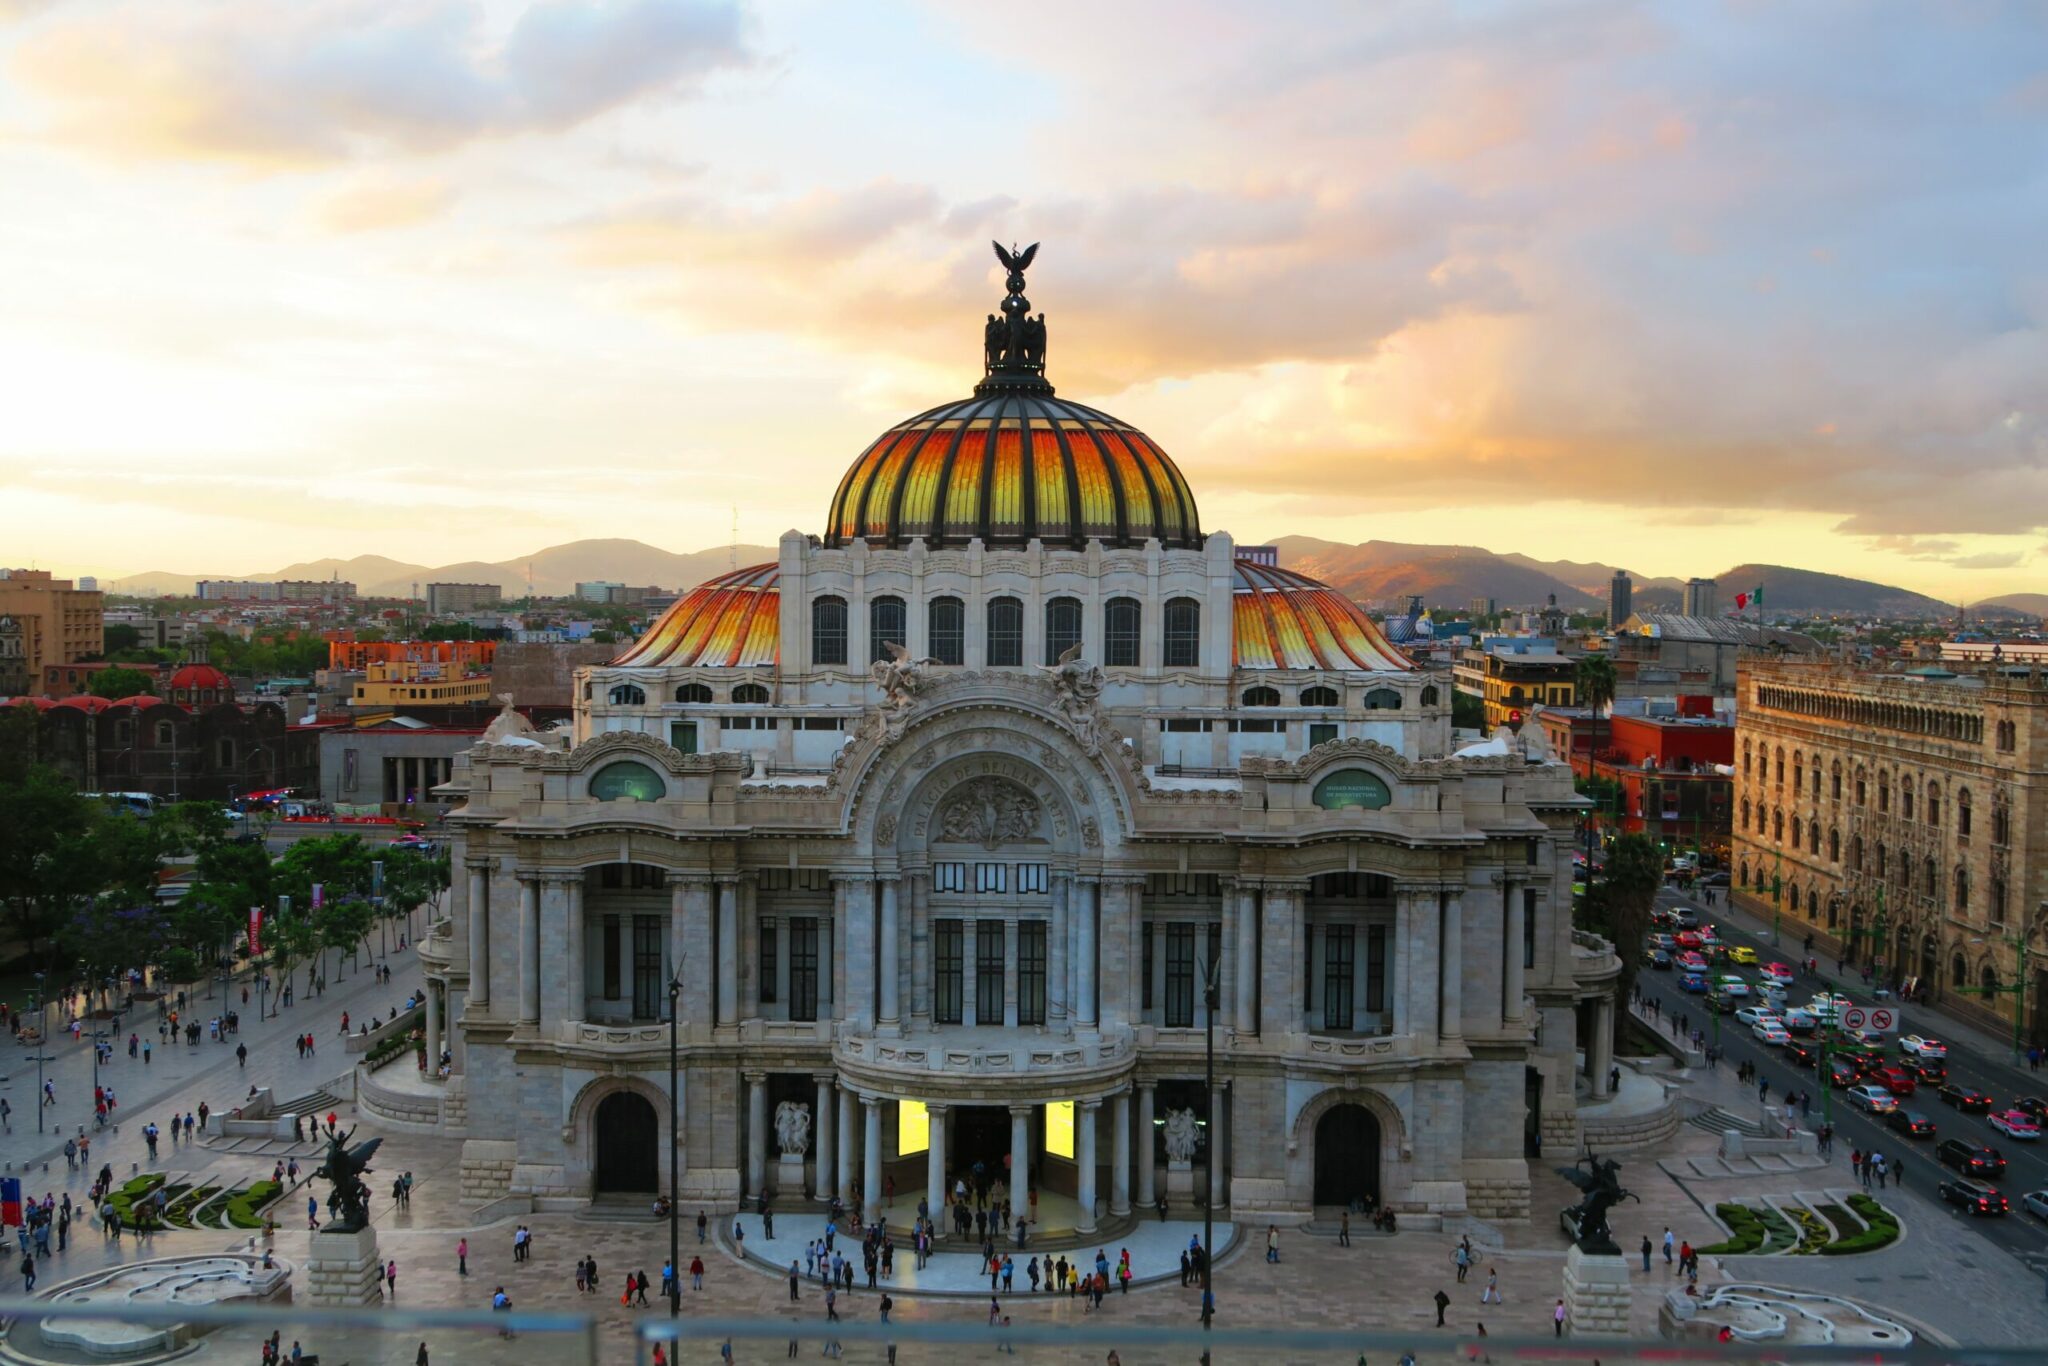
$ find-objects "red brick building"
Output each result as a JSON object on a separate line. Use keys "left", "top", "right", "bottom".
{"left": 1547, "top": 706, "right": 1734, "bottom": 857}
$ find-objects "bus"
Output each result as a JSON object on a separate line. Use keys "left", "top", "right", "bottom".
{"left": 86, "top": 792, "right": 159, "bottom": 818}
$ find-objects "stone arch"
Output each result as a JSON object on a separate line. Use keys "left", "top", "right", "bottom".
{"left": 1288, "top": 1085, "right": 1410, "bottom": 1210}
{"left": 566, "top": 1073, "right": 674, "bottom": 1198}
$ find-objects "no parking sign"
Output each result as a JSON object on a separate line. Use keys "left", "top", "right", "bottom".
{"left": 1839, "top": 1006, "right": 1898, "bottom": 1034}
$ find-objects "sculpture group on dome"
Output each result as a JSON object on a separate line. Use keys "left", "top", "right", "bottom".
{"left": 983, "top": 240, "right": 1049, "bottom": 378}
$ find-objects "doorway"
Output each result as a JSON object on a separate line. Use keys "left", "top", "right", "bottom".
{"left": 1312, "top": 1103, "right": 1381, "bottom": 1207}
{"left": 593, "top": 1090, "right": 659, "bottom": 1193}
{"left": 953, "top": 1105, "right": 1014, "bottom": 1194}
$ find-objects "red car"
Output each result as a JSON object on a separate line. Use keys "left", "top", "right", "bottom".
{"left": 1878, "top": 1067, "right": 1917, "bottom": 1096}
{"left": 1675, "top": 931, "right": 1703, "bottom": 950}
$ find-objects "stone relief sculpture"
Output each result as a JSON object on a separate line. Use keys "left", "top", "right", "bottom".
{"left": 869, "top": 641, "right": 939, "bottom": 741}
{"left": 478, "top": 692, "right": 538, "bottom": 746}
{"left": 937, "top": 778, "right": 1040, "bottom": 848}
{"left": 874, "top": 812, "right": 898, "bottom": 844}
{"left": 773, "top": 1100, "right": 812, "bottom": 1157}
{"left": 1162, "top": 1107, "right": 1200, "bottom": 1163}
{"left": 1038, "top": 642, "right": 1107, "bottom": 752}
{"left": 1518, "top": 704, "right": 1557, "bottom": 763}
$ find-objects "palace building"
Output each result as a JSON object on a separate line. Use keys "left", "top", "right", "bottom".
{"left": 423, "top": 248, "right": 1615, "bottom": 1231}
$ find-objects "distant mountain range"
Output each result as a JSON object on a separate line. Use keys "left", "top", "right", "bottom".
{"left": 106, "top": 534, "right": 2022, "bottom": 621}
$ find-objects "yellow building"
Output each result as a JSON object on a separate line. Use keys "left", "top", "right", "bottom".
{"left": 0, "top": 569, "right": 103, "bottom": 695}
{"left": 351, "top": 659, "right": 495, "bottom": 708}
{"left": 1453, "top": 641, "right": 1578, "bottom": 731}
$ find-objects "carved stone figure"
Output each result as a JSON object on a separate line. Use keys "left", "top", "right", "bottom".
{"left": 1038, "top": 642, "right": 1107, "bottom": 752}
{"left": 1557, "top": 1152, "right": 1636, "bottom": 1256}
{"left": 1080, "top": 815, "right": 1101, "bottom": 848}
{"left": 774, "top": 1100, "right": 812, "bottom": 1157}
{"left": 478, "top": 692, "right": 537, "bottom": 746}
{"left": 314, "top": 1126, "right": 383, "bottom": 1232}
{"left": 1518, "top": 704, "right": 1556, "bottom": 762}
{"left": 938, "top": 778, "right": 1040, "bottom": 848}
{"left": 1162, "top": 1108, "right": 1199, "bottom": 1164}
{"left": 875, "top": 812, "right": 898, "bottom": 845}
{"left": 869, "top": 640, "right": 939, "bottom": 740}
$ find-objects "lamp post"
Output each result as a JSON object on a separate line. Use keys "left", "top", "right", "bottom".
{"left": 1958, "top": 919, "right": 2039, "bottom": 1065}
{"left": 372, "top": 860, "right": 387, "bottom": 960}
{"left": 1199, "top": 952, "right": 1221, "bottom": 1334}
{"left": 33, "top": 971, "right": 46, "bottom": 1134}
{"left": 271, "top": 895, "right": 290, "bottom": 1018}
{"left": 667, "top": 965, "right": 685, "bottom": 1320}
{"left": 1770, "top": 848, "right": 1784, "bottom": 947}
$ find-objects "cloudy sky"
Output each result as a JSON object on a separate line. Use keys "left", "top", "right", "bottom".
{"left": 3, "top": 0, "right": 2045, "bottom": 598}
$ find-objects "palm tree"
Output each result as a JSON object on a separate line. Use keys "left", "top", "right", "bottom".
{"left": 1574, "top": 651, "right": 1619, "bottom": 826}
{"left": 1602, "top": 833, "right": 1665, "bottom": 1024}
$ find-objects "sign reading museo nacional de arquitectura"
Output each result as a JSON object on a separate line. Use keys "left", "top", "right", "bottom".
{"left": 408, "top": 245, "right": 1621, "bottom": 1231}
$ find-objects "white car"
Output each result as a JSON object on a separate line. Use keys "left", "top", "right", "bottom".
{"left": 1844, "top": 1084, "right": 1899, "bottom": 1114}
{"left": 1990, "top": 1111, "right": 2043, "bottom": 1141}
{"left": 1753, "top": 1022, "right": 1791, "bottom": 1046}
{"left": 1900, "top": 1035, "right": 1947, "bottom": 1059}
{"left": 1715, "top": 977, "right": 1751, "bottom": 999}
{"left": 1734, "top": 1005, "right": 1781, "bottom": 1029}
{"left": 2022, "top": 1190, "right": 2048, "bottom": 1220}
{"left": 1781, "top": 1008, "right": 1817, "bottom": 1033}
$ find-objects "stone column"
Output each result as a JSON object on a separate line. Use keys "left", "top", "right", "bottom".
{"left": 1504, "top": 881, "right": 1527, "bottom": 1024}
{"left": 716, "top": 879, "right": 740, "bottom": 1028}
{"left": 1440, "top": 888, "right": 1464, "bottom": 1042}
{"left": 1009, "top": 1106, "right": 1032, "bottom": 1227}
{"left": 1260, "top": 883, "right": 1301, "bottom": 1037}
{"left": 1234, "top": 884, "right": 1258, "bottom": 1034}
{"left": 1137, "top": 1085, "right": 1162, "bottom": 1213}
{"left": 680, "top": 878, "right": 715, "bottom": 1031}
{"left": 1590, "top": 997, "right": 1616, "bottom": 1099}
{"left": 846, "top": 880, "right": 876, "bottom": 1031}
{"left": 926, "top": 1103, "right": 949, "bottom": 1236}
{"left": 1075, "top": 1100, "right": 1099, "bottom": 1232}
{"left": 962, "top": 918, "right": 979, "bottom": 1027}
{"left": 1048, "top": 875, "right": 1069, "bottom": 1027}
{"left": 878, "top": 877, "right": 901, "bottom": 1027}
{"left": 1077, "top": 880, "right": 1099, "bottom": 1027}
{"left": 837, "top": 1088, "right": 857, "bottom": 1207}
{"left": 465, "top": 861, "right": 491, "bottom": 1010}
{"left": 1217, "top": 886, "right": 1235, "bottom": 1027}
{"left": 746, "top": 1072, "right": 768, "bottom": 1198}
{"left": 1002, "top": 918, "right": 1020, "bottom": 1029}
{"left": 565, "top": 874, "right": 586, "bottom": 1024}
{"left": 516, "top": 873, "right": 540, "bottom": 1024}
{"left": 423, "top": 979, "right": 442, "bottom": 1076}
{"left": 668, "top": 879, "right": 688, "bottom": 1011}
{"left": 1208, "top": 1083, "right": 1228, "bottom": 1210}
{"left": 1110, "top": 1090, "right": 1132, "bottom": 1216}
{"left": 1390, "top": 889, "right": 1409, "bottom": 1036}
{"left": 740, "top": 877, "right": 760, "bottom": 1022}
{"left": 862, "top": 1097, "right": 883, "bottom": 1225}
{"left": 1405, "top": 886, "right": 1441, "bottom": 1043}
{"left": 830, "top": 879, "right": 847, "bottom": 1011}
{"left": 814, "top": 1076, "right": 837, "bottom": 1200}
{"left": 910, "top": 873, "right": 931, "bottom": 1025}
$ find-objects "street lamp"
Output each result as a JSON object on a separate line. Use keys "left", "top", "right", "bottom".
{"left": 667, "top": 963, "right": 685, "bottom": 1320}
{"left": 372, "top": 860, "right": 387, "bottom": 960}
{"left": 1770, "top": 848, "right": 1784, "bottom": 947}
{"left": 33, "top": 971, "right": 46, "bottom": 1134}
{"left": 1198, "top": 952, "right": 1222, "bottom": 1333}
{"left": 1959, "top": 919, "right": 2039, "bottom": 1065}
{"left": 270, "top": 895, "right": 290, "bottom": 1018}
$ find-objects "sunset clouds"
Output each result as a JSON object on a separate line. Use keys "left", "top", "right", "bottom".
{"left": 3, "top": 1, "right": 2045, "bottom": 596}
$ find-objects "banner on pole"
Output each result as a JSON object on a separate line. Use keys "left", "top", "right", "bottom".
{"left": 1, "top": 1176, "right": 21, "bottom": 1228}
{"left": 248, "top": 905, "right": 263, "bottom": 958}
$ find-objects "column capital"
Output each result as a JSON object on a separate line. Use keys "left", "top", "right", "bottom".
{"left": 743, "top": 1069, "right": 769, "bottom": 1085}
{"left": 862, "top": 1094, "right": 881, "bottom": 1111}
{"left": 924, "top": 1101, "right": 950, "bottom": 1117}
{"left": 1136, "top": 1079, "right": 1157, "bottom": 1095}
{"left": 1078, "top": 1098, "right": 1102, "bottom": 1113}
{"left": 465, "top": 858, "right": 493, "bottom": 873}
{"left": 812, "top": 1073, "right": 839, "bottom": 1087}
{"left": 1009, "top": 1103, "right": 1036, "bottom": 1118}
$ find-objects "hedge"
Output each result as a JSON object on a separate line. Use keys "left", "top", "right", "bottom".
{"left": 1821, "top": 1194, "right": 1900, "bottom": 1255}
{"left": 225, "top": 1180, "right": 282, "bottom": 1230}
{"left": 1699, "top": 1202, "right": 1766, "bottom": 1255}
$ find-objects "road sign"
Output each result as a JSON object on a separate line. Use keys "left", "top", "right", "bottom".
{"left": 1839, "top": 1006, "right": 1899, "bottom": 1034}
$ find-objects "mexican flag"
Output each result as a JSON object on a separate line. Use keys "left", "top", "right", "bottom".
{"left": 1733, "top": 586, "right": 1764, "bottom": 610}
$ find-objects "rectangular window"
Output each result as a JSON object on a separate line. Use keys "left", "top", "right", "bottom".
{"left": 631, "top": 915, "right": 662, "bottom": 1021}
{"left": 932, "top": 862, "right": 968, "bottom": 893}
{"left": 1164, "top": 923, "right": 1196, "bottom": 1027}
{"left": 670, "top": 721, "right": 698, "bottom": 754}
{"left": 977, "top": 919, "right": 1006, "bottom": 1021}
{"left": 933, "top": 919, "right": 963, "bottom": 1024}
{"left": 1366, "top": 924, "right": 1386, "bottom": 1012}
{"left": 788, "top": 917, "right": 819, "bottom": 1022}
{"left": 1161, "top": 717, "right": 1209, "bottom": 733}
{"left": 759, "top": 921, "right": 778, "bottom": 1004}
{"left": 603, "top": 914, "right": 622, "bottom": 999}
{"left": 797, "top": 717, "right": 844, "bottom": 731}
{"left": 1018, "top": 921, "right": 1046, "bottom": 1026}
{"left": 1228, "top": 718, "right": 1285, "bottom": 733}
{"left": 1017, "top": 863, "right": 1049, "bottom": 894}
{"left": 929, "top": 597, "right": 965, "bottom": 666}
{"left": 1523, "top": 888, "right": 1538, "bottom": 969}
{"left": 1309, "top": 722, "right": 1338, "bottom": 747}
{"left": 1104, "top": 598, "right": 1141, "bottom": 667}
{"left": 986, "top": 598, "right": 1024, "bottom": 668}
{"left": 1323, "top": 924, "right": 1355, "bottom": 1030}
{"left": 974, "top": 862, "right": 1010, "bottom": 893}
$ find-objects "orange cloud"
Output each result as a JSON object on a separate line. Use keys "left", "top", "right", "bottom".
{"left": 316, "top": 178, "right": 455, "bottom": 233}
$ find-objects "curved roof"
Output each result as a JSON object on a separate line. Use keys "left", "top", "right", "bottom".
{"left": 824, "top": 394, "right": 1202, "bottom": 550}
{"left": 6, "top": 695, "right": 54, "bottom": 710}
{"left": 611, "top": 563, "right": 780, "bottom": 669}
{"left": 53, "top": 695, "right": 113, "bottom": 712}
{"left": 110, "top": 694, "right": 172, "bottom": 710}
{"left": 169, "top": 663, "right": 231, "bottom": 692}
{"left": 1232, "top": 561, "right": 1415, "bottom": 672}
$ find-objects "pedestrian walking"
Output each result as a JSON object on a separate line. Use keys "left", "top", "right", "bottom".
{"left": 458, "top": 1237, "right": 468, "bottom": 1276}
{"left": 1481, "top": 1269, "right": 1501, "bottom": 1305}
{"left": 1555, "top": 1299, "right": 1567, "bottom": 1337}
{"left": 1640, "top": 1235, "right": 1652, "bottom": 1273}
{"left": 1434, "top": 1288, "right": 1451, "bottom": 1326}
{"left": 693, "top": 1256, "right": 705, "bottom": 1291}
{"left": 1339, "top": 1210, "right": 1351, "bottom": 1247}
{"left": 385, "top": 1259, "right": 397, "bottom": 1298}
{"left": 1662, "top": 1228, "right": 1674, "bottom": 1267}
{"left": 1454, "top": 1243, "right": 1471, "bottom": 1282}
{"left": 788, "top": 1262, "right": 800, "bottom": 1301}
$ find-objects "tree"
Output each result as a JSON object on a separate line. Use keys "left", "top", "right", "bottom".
{"left": 1575, "top": 651, "right": 1618, "bottom": 763}
{"left": 1601, "top": 833, "right": 1665, "bottom": 1019}
{"left": 1451, "top": 690, "right": 1485, "bottom": 731}
{"left": 86, "top": 666, "right": 156, "bottom": 699}
{"left": 0, "top": 770, "right": 127, "bottom": 971}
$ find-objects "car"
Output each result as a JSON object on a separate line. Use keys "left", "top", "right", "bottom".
{"left": 1677, "top": 951, "right": 1708, "bottom": 971}
{"left": 1876, "top": 1066, "right": 1917, "bottom": 1096}
{"left": 1647, "top": 933, "right": 1678, "bottom": 952}
{"left": 1900, "top": 1035, "right": 1947, "bottom": 1059}
{"left": 1679, "top": 971, "right": 1708, "bottom": 994}
{"left": 1842, "top": 1048, "right": 1888, "bottom": 1076}
{"left": 1727, "top": 945, "right": 1757, "bottom": 965}
{"left": 1648, "top": 949, "right": 1673, "bottom": 970}
{"left": 1695, "top": 925, "right": 1720, "bottom": 945}
{"left": 1845, "top": 1084, "right": 1899, "bottom": 1114}
{"left": 1669, "top": 907, "right": 1699, "bottom": 928}
{"left": 1784, "top": 1042, "right": 1820, "bottom": 1069}
{"left": 1826, "top": 1059, "right": 1860, "bottom": 1089}
{"left": 1762, "top": 961, "right": 1795, "bottom": 982}
{"left": 1705, "top": 991, "right": 1737, "bottom": 1014}
{"left": 1753, "top": 1022, "right": 1791, "bottom": 1046}
{"left": 2014, "top": 1097, "right": 2048, "bottom": 1122}
{"left": 1885, "top": 1108, "right": 1938, "bottom": 1138}
{"left": 1937, "top": 1139, "right": 2006, "bottom": 1177}
{"left": 388, "top": 834, "right": 437, "bottom": 851}
{"left": 1990, "top": 1111, "right": 2043, "bottom": 1141}
{"left": 1938, "top": 1084, "right": 1995, "bottom": 1113}
{"left": 1675, "top": 931, "right": 1703, "bottom": 950}
{"left": 1715, "top": 976, "right": 1752, "bottom": 999}
{"left": 2023, "top": 1190, "right": 2048, "bottom": 1220}
{"left": 1734, "top": 1005, "right": 1780, "bottom": 1028}
{"left": 1843, "top": 1027, "right": 1887, "bottom": 1049}
{"left": 1699, "top": 870, "right": 1730, "bottom": 887}
{"left": 1781, "top": 1007, "right": 1817, "bottom": 1034}
{"left": 1938, "top": 1177, "right": 2009, "bottom": 1216}
{"left": 1907, "top": 1058, "right": 1948, "bottom": 1084}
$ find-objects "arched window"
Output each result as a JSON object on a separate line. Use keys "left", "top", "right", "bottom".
{"left": 1994, "top": 800, "right": 2010, "bottom": 846}
{"left": 1772, "top": 809, "right": 1784, "bottom": 842}
{"left": 1830, "top": 760, "right": 1842, "bottom": 801}
{"left": 1163, "top": 597, "right": 1201, "bottom": 668}
{"left": 1044, "top": 596, "right": 1082, "bottom": 664}
{"left": 1923, "top": 855, "right": 1938, "bottom": 899}
{"left": 1742, "top": 741, "right": 1752, "bottom": 777}
{"left": 1877, "top": 772, "right": 1889, "bottom": 812}
{"left": 1792, "top": 750, "right": 1803, "bottom": 792}
{"left": 928, "top": 596, "right": 965, "bottom": 666}
{"left": 1420, "top": 685, "right": 1440, "bottom": 706}
{"left": 1812, "top": 766, "right": 1821, "bottom": 800}
{"left": 1958, "top": 787, "right": 1973, "bottom": 836}
{"left": 590, "top": 760, "right": 666, "bottom": 802}
{"left": 1998, "top": 719, "right": 2017, "bottom": 752}
{"left": 1364, "top": 687, "right": 1402, "bottom": 710}
{"left": 1983, "top": 963, "right": 2002, "bottom": 994}
{"left": 608, "top": 683, "right": 647, "bottom": 706}
{"left": 870, "top": 596, "right": 907, "bottom": 664}
{"left": 1952, "top": 954, "right": 1968, "bottom": 989}
{"left": 1955, "top": 865, "right": 1970, "bottom": 913}
{"left": 155, "top": 720, "right": 175, "bottom": 745}
{"left": 216, "top": 737, "right": 235, "bottom": 767}
{"left": 1991, "top": 874, "right": 2008, "bottom": 925}
{"left": 1926, "top": 781, "right": 1940, "bottom": 826}
{"left": 1875, "top": 842, "right": 1887, "bottom": 878}
{"left": 811, "top": 596, "right": 848, "bottom": 666}
{"left": 1300, "top": 685, "right": 1339, "bottom": 707}
{"left": 1242, "top": 686, "right": 1281, "bottom": 707}
{"left": 1828, "top": 828, "right": 1840, "bottom": 863}
{"left": 1791, "top": 816, "right": 1802, "bottom": 849}
{"left": 732, "top": 683, "right": 770, "bottom": 705}
{"left": 1740, "top": 798, "right": 1751, "bottom": 831}
{"left": 1807, "top": 889, "right": 1819, "bottom": 918}
{"left": 986, "top": 596, "right": 1023, "bottom": 667}
{"left": 1738, "top": 859, "right": 1749, "bottom": 887}
{"left": 1774, "top": 746, "right": 1785, "bottom": 788}
{"left": 675, "top": 683, "right": 712, "bottom": 704}
{"left": 1855, "top": 770, "right": 1867, "bottom": 805}
{"left": 1508, "top": 686, "right": 1525, "bottom": 705}
{"left": 1102, "top": 597, "right": 1141, "bottom": 668}
{"left": 1851, "top": 834, "right": 1862, "bottom": 871}
{"left": 1902, "top": 782, "right": 1914, "bottom": 820}
{"left": 1807, "top": 822, "right": 1819, "bottom": 855}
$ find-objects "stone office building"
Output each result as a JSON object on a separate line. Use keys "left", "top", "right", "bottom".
{"left": 427, "top": 253, "right": 1614, "bottom": 1230}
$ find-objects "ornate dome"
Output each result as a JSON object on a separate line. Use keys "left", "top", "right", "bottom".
{"left": 169, "top": 664, "right": 230, "bottom": 693}
{"left": 53, "top": 694, "right": 112, "bottom": 712}
{"left": 1233, "top": 561, "right": 1415, "bottom": 672}
{"left": 110, "top": 694, "right": 171, "bottom": 710}
{"left": 823, "top": 241, "right": 1201, "bottom": 550}
{"left": 612, "top": 563, "right": 779, "bottom": 669}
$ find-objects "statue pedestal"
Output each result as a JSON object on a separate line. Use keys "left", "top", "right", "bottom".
{"left": 1165, "top": 1159, "right": 1194, "bottom": 1199}
{"left": 304, "top": 1224, "right": 383, "bottom": 1307}
{"left": 776, "top": 1153, "right": 808, "bottom": 1198}
{"left": 1562, "top": 1245, "right": 1632, "bottom": 1338}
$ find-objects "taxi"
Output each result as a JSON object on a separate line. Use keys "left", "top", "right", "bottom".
{"left": 1727, "top": 945, "right": 1758, "bottom": 965}
{"left": 1761, "top": 961, "right": 1796, "bottom": 983}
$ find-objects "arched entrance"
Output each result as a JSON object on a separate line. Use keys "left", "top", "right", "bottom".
{"left": 594, "top": 1091, "right": 659, "bottom": 1193}
{"left": 1313, "top": 1103, "right": 1380, "bottom": 1208}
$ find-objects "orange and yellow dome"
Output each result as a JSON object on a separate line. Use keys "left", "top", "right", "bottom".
{"left": 1232, "top": 561, "right": 1414, "bottom": 672}
{"left": 824, "top": 395, "right": 1202, "bottom": 550}
{"left": 612, "top": 563, "right": 779, "bottom": 668}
